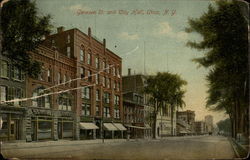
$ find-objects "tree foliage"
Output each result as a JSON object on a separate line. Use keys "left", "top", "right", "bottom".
{"left": 186, "top": 0, "right": 248, "bottom": 137}
{"left": 186, "top": 0, "right": 248, "bottom": 111}
{"left": 1, "top": 0, "right": 52, "bottom": 78}
{"left": 144, "top": 72, "right": 187, "bottom": 137}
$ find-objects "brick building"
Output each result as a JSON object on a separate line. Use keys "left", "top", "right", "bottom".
{"left": 43, "top": 27, "right": 125, "bottom": 140}
{"left": 177, "top": 110, "right": 195, "bottom": 135}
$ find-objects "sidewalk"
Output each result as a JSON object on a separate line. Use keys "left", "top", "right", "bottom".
{"left": 228, "top": 137, "right": 249, "bottom": 158}
{"left": 2, "top": 139, "right": 128, "bottom": 150}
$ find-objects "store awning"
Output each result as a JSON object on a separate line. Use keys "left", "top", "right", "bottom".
{"left": 179, "top": 131, "right": 188, "bottom": 134}
{"left": 79, "top": 123, "right": 99, "bottom": 130}
{"left": 145, "top": 124, "right": 151, "bottom": 129}
{"left": 103, "top": 123, "right": 119, "bottom": 131}
{"left": 113, "top": 123, "right": 127, "bottom": 131}
{"left": 125, "top": 125, "right": 147, "bottom": 129}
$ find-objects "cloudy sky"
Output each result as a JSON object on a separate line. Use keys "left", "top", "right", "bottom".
{"left": 36, "top": 0, "right": 228, "bottom": 124}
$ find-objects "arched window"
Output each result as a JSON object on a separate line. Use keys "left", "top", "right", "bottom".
{"left": 32, "top": 87, "right": 51, "bottom": 108}
{"left": 58, "top": 93, "right": 73, "bottom": 111}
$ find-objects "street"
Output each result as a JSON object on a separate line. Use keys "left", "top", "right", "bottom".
{"left": 2, "top": 136, "right": 235, "bottom": 160}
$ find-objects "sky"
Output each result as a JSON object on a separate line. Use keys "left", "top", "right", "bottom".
{"left": 35, "top": 0, "right": 229, "bottom": 124}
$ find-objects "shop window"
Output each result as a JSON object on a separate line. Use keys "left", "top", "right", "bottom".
{"left": 38, "top": 121, "right": 52, "bottom": 139}
{"left": 0, "top": 61, "right": 9, "bottom": 78}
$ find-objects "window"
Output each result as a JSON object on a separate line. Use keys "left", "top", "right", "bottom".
{"left": 80, "top": 49, "right": 84, "bottom": 62}
{"left": 95, "top": 74, "right": 99, "bottom": 84}
{"left": 117, "top": 82, "right": 120, "bottom": 91}
{"left": 87, "top": 70, "right": 92, "bottom": 82}
{"left": 32, "top": 88, "right": 51, "bottom": 108}
{"left": 82, "top": 103, "right": 90, "bottom": 116}
{"left": 82, "top": 87, "right": 90, "bottom": 99}
{"left": 103, "top": 77, "right": 106, "bottom": 87}
{"left": 58, "top": 93, "right": 72, "bottom": 111}
{"left": 63, "top": 75, "right": 66, "bottom": 84}
{"left": 96, "top": 105, "right": 99, "bottom": 116}
{"left": 58, "top": 73, "right": 61, "bottom": 84}
{"left": 87, "top": 53, "right": 91, "bottom": 65}
{"left": 104, "top": 92, "right": 110, "bottom": 104}
{"left": 103, "top": 107, "right": 110, "bottom": 118}
{"left": 96, "top": 90, "right": 100, "bottom": 101}
{"left": 47, "top": 69, "right": 51, "bottom": 82}
{"left": 80, "top": 67, "right": 85, "bottom": 79}
{"left": 67, "top": 47, "right": 71, "bottom": 58}
{"left": 117, "top": 67, "right": 120, "bottom": 78}
{"left": 13, "top": 66, "right": 21, "bottom": 80}
{"left": 114, "top": 95, "right": 120, "bottom": 106}
{"left": 67, "top": 34, "right": 71, "bottom": 43}
{"left": 107, "top": 78, "right": 110, "bottom": 88}
{"left": 0, "top": 61, "right": 8, "bottom": 78}
{"left": 107, "top": 64, "right": 110, "bottom": 74}
{"left": 113, "top": 81, "right": 116, "bottom": 90}
{"left": 14, "top": 88, "right": 23, "bottom": 106}
{"left": 0, "top": 86, "right": 7, "bottom": 102}
{"left": 114, "top": 109, "right": 120, "bottom": 119}
{"left": 95, "top": 57, "right": 99, "bottom": 69}
{"left": 103, "top": 61, "right": 106, "bottom": 70}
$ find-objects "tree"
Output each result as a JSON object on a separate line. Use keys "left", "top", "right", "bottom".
{"left": 144, "top": 72, "right": 187, "bottom": 138}
{"left": 217, "top": 118, "right": 231, "bottom": 136}
{"left": 1, "top": 0, "right": 52, "bottom": 78}
{"left": 185, "top": 0, "right": 248, "bottom": 139}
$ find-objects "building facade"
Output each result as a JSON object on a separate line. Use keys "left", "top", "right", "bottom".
{"left": 194, "top": 121, "right": 206, "bottom": 135}
{"left": 177, "top": 110, "right": 195, "bottom": 135}
{"left": 43, "top": 27, "right": 125, "bottom": 140}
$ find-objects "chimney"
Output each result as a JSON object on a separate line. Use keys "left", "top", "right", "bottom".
{"left": 128, "top": 68, "right": 131, "bottom": 76}
{"left": 103, "top": 38, "right": 106, "bottom": 48}
{"left": 88, "top": 27, "right": 91, "bottom": 37}
{"left": 57, "top": 26, "right": 65, "bottom": 33}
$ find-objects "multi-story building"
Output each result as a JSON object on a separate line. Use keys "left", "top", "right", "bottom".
{"left": 43, "top": 27, "right": 125, "bottom": 140}
{"left": 177, "top": 110, "right": 195, "bottom": 134}
{"left": 194, "top": 121, "right": 206, "bottom": 135}
{"left": 123, "top": 92, "right": 145, "bottom": 138}
{"left": 0, "top": 32, "right": 26, "bottom": 141}
{"left": 122, "top": 69, "right": 153, "bottom": 138}
{"left": 204, "top": 115, "right": 213, "bottom": 134}
{"left": 25, "top": 45, "right": 77, "bottom": 141}
{"left": 156, "top": 104, "right": 176, "bottom": 137}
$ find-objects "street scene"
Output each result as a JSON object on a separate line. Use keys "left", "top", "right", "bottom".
{"left": 0, "top": 0, "right": 249, "bottom": 160}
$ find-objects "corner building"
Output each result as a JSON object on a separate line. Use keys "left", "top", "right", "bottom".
{"left": 43, "top": 27, "right": 124, "bottom": 140}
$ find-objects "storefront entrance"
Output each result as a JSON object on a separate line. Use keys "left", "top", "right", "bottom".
{"left": 0, "top": 114, "right": 21, "bottom": 141}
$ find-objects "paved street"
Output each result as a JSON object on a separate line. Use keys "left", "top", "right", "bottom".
{"left": 2, "top": 136, "right": 235, "bottom": 160}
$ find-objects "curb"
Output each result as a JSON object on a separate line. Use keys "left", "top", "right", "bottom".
{"left": 228, "top": 137, "right": 249, "bottom": 159}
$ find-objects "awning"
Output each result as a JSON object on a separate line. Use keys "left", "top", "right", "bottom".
{"left": 145, "top": 124, "right": 151, "bottom": 129}
{"left": 103, "top": 123, "right": 119, "bottom": 131}
{"left": 179, "top": 131, "right": 188, "bottom": 134}
{"left": 113, "top": 123, "right": 127, "bottom": 131}
{"left": 125, "top": 125, "right": 147, "bottom": 129}
{"left": 79, "top": 123, "right": 99, "bottom": 130}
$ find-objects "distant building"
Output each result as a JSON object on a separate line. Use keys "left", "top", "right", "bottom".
{"left": 177, "top": 110, "right": 195, "bottom": 135}
{"left": 194, "top": 121, "right": 206, "bottom": 135}
{"left": 205, "top": 115, "right": 213, "bottom": 133}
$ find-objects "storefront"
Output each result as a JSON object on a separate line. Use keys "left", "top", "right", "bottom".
{"left": 0, "top": 106, "right": 25, "bottom": 141}
{"left": 113, "top": 123, "right": 126, "bottom": 139}
{"left": 79, "top": 122, "right": 99, "bottom": 140}
{"left": 57, "top": 118, "right": 74, "bottom": 139}
{"left": 103, "top": 123, "right": 118, "bottom": 139}
{"left": 125, "top": 125, "right": 147, "bottom": 139}
{"left": 31, "top": 116, "right": 53, "bottom": 141}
